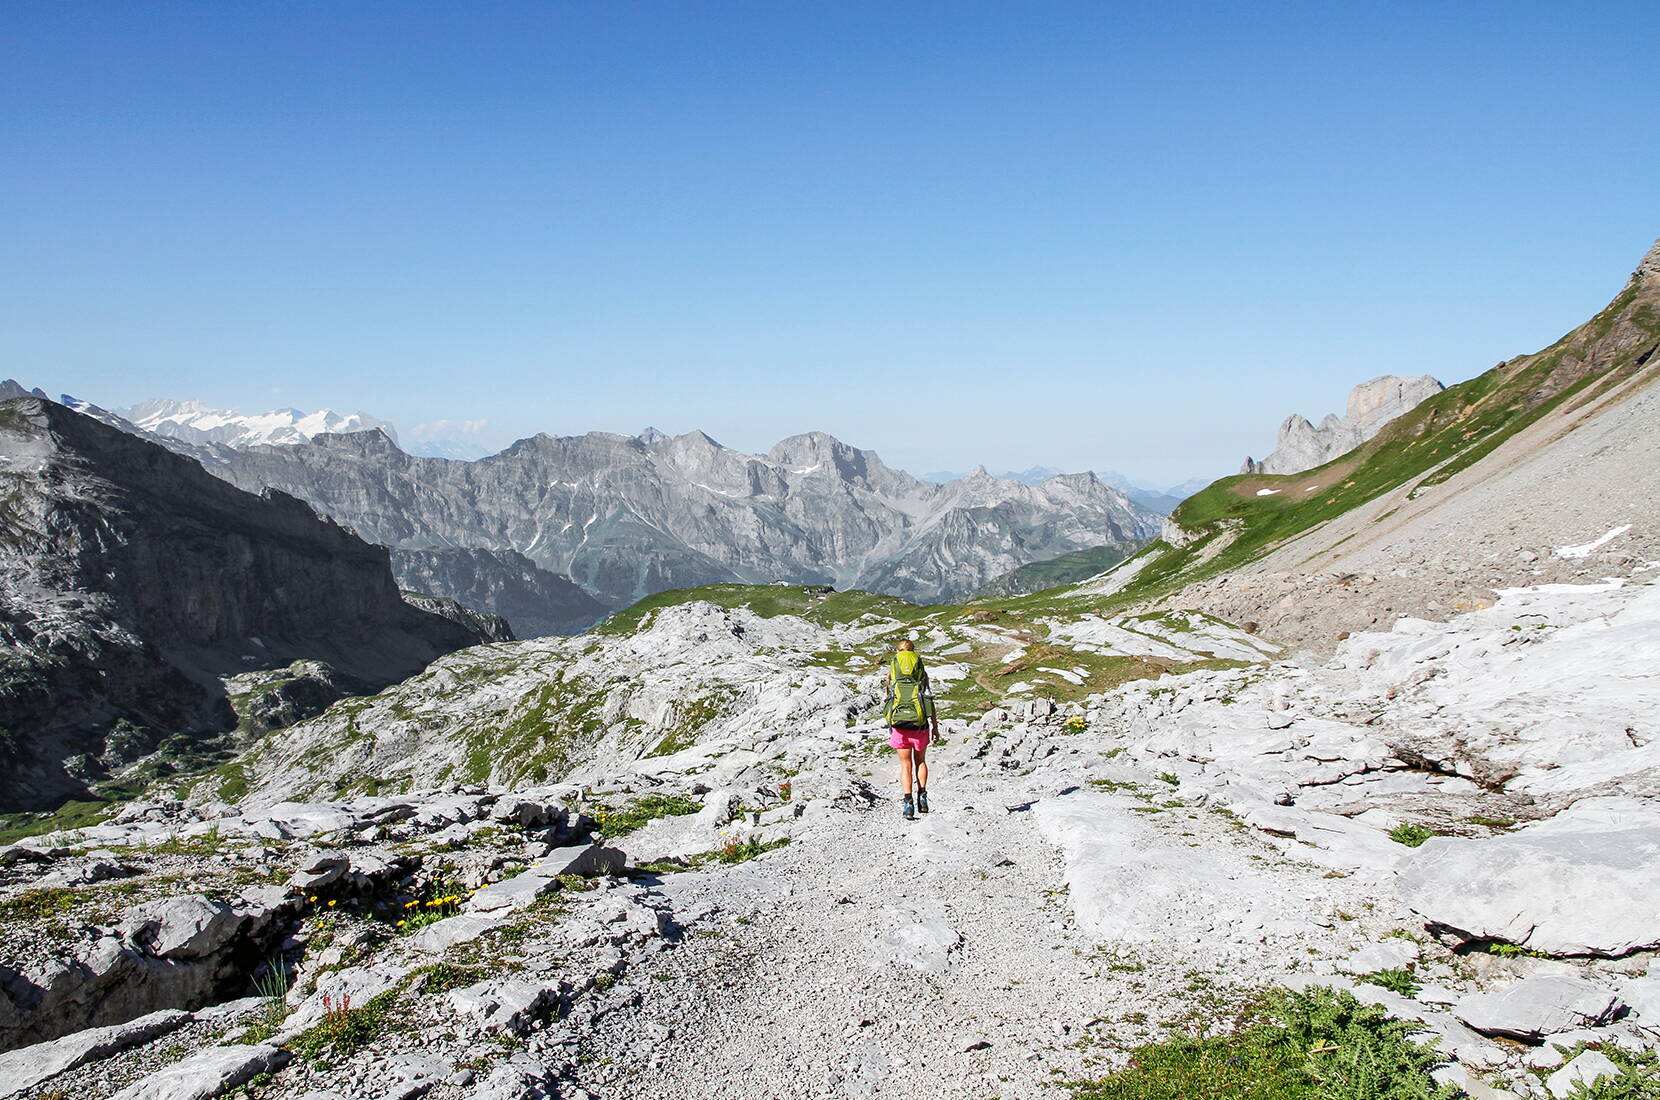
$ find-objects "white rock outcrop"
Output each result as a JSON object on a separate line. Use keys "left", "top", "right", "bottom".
{"left": 1242, "top": 374, "right": 1444, "bottom": 475}
{"left": 1398, "top": 799, "right": 1660, "bottom": 956}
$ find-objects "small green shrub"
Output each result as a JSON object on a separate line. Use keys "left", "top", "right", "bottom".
{"left": 1473, "top": 941, "right": 1548, "bottom": 959}
{"left": 1159, "top": 772, "right": 1180, "bottom": 786}
{"left": 238, "top": 1002, "right": 289, "bottom": 1045}
{"left": 0, "top": 887, "right": 79, "bottom": 921}
{"left": 1388, "top": 823, "right": 1437, "bottom": 847}
{"left": 714, "top": 835, "right": 789, "bottom": 864}
{"left": 289, "top": 990, "right": 401, "bottom": 1062}
{"left": 407, "top": 962, "right": 485, "bottom": 995}
{"left": 1067, "top": 986, "right": 1457, "bottom": 1100}
{"left": 1359, "top": 968, "right": 1421, "bottom": 997}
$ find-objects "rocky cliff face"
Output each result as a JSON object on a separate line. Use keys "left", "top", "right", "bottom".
{"left": 1242, "top": 374, "right": 1444, "bottom": 475}
{"left": 390, "top": 547, "right": 609, "bottom": 636}
{"left": 0, "top": 399, "right": 496, "bottom": 811}
{"left": 195, "top": 428, "right": 1160, "bottom": 607}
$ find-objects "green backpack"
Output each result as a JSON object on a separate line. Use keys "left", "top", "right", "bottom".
{"left": 885, "top": 650, "right": 933, "bottom": 729}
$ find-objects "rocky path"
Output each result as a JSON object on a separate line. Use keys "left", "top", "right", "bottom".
{"left": 563, "top": 747, "right": 1380, "bottom": 1100}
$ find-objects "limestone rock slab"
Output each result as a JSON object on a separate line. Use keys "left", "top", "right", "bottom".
{"left": 1454, "top": 974, "right": 1623, "bottom": 1040}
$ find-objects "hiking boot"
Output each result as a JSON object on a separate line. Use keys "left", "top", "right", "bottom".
{"left": 901, "top": 793, "right": 916, "bottom": 820}
{"left": 916, "top": 787, "right": 929, "bottom": 814}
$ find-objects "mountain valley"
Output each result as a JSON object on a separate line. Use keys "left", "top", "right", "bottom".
{"left": 1, "top": 238, "right": 1658, "bottom": 1100}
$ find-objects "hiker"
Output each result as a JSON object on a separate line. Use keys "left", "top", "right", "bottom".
{"left": 884, "top": 639, "right": 939, "bottom": 820}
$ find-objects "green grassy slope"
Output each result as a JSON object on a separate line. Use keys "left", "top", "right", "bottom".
{"left": 968, "top": 545, "right": 1129, "bottom": 600}
{"left": 1089, "top": 256, "right": 1660, "bottom": 609}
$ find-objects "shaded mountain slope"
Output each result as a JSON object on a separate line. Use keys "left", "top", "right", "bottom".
{"left": 0, "top": 398, "right": 496, "bottom": 810}
{"left": 390, "top": 546, "right": 609, "bottom": 636}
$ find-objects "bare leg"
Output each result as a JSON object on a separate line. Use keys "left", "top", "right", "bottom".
{"left": 916, "top": 746, "right": 928, "bottom": 791}
{"left": 897, "top": 746, "right": 914, "bottom": 795}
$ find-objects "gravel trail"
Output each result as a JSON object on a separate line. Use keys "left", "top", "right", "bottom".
{"left": 563, "top": 743, "right": 1379, "bottom": 1100}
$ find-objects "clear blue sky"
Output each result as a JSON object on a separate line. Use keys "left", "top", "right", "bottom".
{"left": 4, "top": 1, "right": 1656, "bottom": 485}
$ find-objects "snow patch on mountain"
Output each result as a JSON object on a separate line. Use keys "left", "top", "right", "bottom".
{"left": 1556, "top": 524, "right": 1634, "bottom": 560}
{"left": 119, "top": 399, "right": 400, "bottom": 449}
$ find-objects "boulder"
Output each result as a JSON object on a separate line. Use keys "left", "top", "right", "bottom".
{"left": 123, "top": 896, "right": 243, "bottom": 960}
{"left": 286, "top": 854, "right": 350, "bottom": 892}
{"left": 409, "top": 914, "right": 506, "bottom": 953}
{"left": 108, "top": 1044, "right": 288, "bottom": 1100}
{"left": 1398, "top": 799, "right": 1660, "bottom": 956}
{"left": 1621, "top": 976, "right": 1660, "bottom": 1026}
{"left": 448, "top": 978, "right": 561, "bottom": 1034}
{"left": 467, "top": 1059, "right": 558, "bottom": 1100}
{"left": 1454, "top": 974, "right": 1624, "bottom": 1040}
{"left": 467, "top": 871, "right": 560, "bottom": 914}
{"left": 1546, "top": 1050, "right": 1621, "bottom": 1098}
{"left": 0, "top": 1009, "right": 188, "bottom": 1097}
{"left": 466, "top": 845, "right": 619, "bottom": 914}
{"left": 544, "top": 842, "right": 625, "bottom": 878}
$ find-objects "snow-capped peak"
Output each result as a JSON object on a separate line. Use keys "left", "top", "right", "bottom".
{"left": 118, "top": 399, "right": 399, "bottom": 449}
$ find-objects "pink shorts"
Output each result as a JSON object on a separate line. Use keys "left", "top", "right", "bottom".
{"left": 889, "top": 727, "right": 931, "bottom": 751}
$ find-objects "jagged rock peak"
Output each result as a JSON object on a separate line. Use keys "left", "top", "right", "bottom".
{"left": 1633, "top": 236, "right": 1660, "bottom": 285}
{"left": 303, "top": 426, "right": 403, "bottom": 453}
{"left": 1241, "top": 374, "right": 1444, "bottom": 477}
{"left": 1344, "top": 375, "right": 1445, "bottom": 433}
{"left": 0, "top": 379, "right": 50, "bottom": 401}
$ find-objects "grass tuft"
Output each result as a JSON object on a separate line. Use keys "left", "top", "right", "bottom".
{"left": 1387, "top": 823, "right": 1437, "bottom": 848}
{"left": 1358, "top": 969, "right": 1421, "bottom": 997}
{"left": 590, "top": 794, "right": 702, "bottom": 838}
{"left": 1068, "top": 986, "right": 1457, "bottom": 1100}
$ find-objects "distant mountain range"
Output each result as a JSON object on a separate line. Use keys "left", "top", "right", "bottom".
{"left": 194, "top": 428, "right": 1161, "bottom": 609}
{"left": 0, "top": 384, "right": 1164, "bottom": 622}
{"left": 69, "top": 397, "right": 1207, "bottom": 511}
{"left": 118, "top": 398, "right": 399, "bottom": 449}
